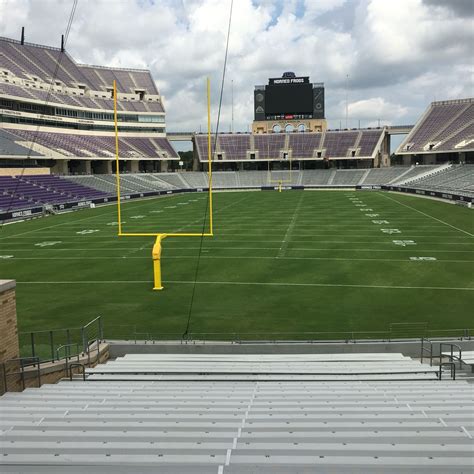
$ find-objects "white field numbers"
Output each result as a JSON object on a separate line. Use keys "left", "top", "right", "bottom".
{"left": 35, "top": 241, "right": 62, "bottom": 247}
{"left": 76, "top": 230, "right": 99, "bottom": 235}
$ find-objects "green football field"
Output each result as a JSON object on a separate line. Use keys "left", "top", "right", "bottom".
{"left": 1, "top": 190, "right": 473, "bottom": 348}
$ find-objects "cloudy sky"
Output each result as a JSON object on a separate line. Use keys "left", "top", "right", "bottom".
{"left": 1, "top": 0, "right": 473, "bottom": 148}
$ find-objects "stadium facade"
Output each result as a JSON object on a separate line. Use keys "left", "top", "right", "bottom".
{"left": 0, "top": 35, "right": 473, "bottom": 221}
{"left": 0, "top": 35, "right": 178, "bottom": 175}
{"left": 396, "top": 98, "right": 474, "bottom": 165}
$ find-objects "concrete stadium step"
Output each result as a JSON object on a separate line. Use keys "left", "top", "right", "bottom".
{"left": 84, "top": 374, "right": 440, "bottom": 381}
{"left": 4, "top": 429, "right": 471, "bottom": 443}
{"left": 1, "top": 414, "right": 449, "bottom": 423}
{"left": 0, "top": 465, "right": 467, "bottom": 474}
{"left": 0, "top": 420, "right": 453, "bottom": 429}
{"left": 1, "top": 453, "right": 472, "bottom": 472}
{"left": 84, "top": 355, "right": 441, "bottom": 381}
{"left": 99, "top": 361, "right": 422, "bottom": 367}
{"left": 85, "top": 368, "right": 440, "bottom": 375}
{"left": 1, "top": 441, "right": 473, "bottom": 457}
{"left": 1, "top": 352, "right": 471, "bottom": 471}
{"left": 119, "top": 354, "right": 413, "bottom": 361}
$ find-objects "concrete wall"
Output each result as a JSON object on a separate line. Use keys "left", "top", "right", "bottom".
{"left": 0, "top": 280, "right": 21, "bottom": 393}
{"left": 51, "top": 160, "right": 69, "bottom": 175}
{"left": 0, "top": 168, "right": 50, "bottom": 176}
{"left": 0, "top": 280, "right": 20, "bottom": 363}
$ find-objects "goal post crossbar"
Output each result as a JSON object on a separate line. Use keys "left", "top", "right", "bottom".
{"left": 267, "top": 157, "right": 294, "bottom": 184}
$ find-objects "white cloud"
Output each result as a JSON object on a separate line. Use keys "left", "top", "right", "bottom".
{"left": 347, "top": 98, "right": 408, "bottom": 120}
{"left": 0, "top": 0, "right": 472, "bottom": 138}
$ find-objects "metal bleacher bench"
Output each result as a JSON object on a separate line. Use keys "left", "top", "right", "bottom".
{"left": 1, "top": 353, "right": 472, "bottom": 473}
{"left": 442, "top": 350, "right": 474, "bottom": 371}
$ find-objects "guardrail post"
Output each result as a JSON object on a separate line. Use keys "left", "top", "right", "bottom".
{"left": 2, "top": 363, "right": 7, "bottom": 393}
{"left": 36, "top": 359, "right": 41, "bottom": 387}
{"left": 98, "top": 316, "right": 103, "bottom": 340}
{"left": 81, "top": 326, "right": 87, "bottom": 354}
{"left": 20, "top": 360, "right": 25, "bottom": 391}
{"left": 49, "top": 331, "right": 54, "bottom": 361}
{"left": 30, "top": 333, "right": 35, "bottom": 359}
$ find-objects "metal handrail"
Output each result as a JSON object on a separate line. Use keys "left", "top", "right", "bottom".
{"left": 420, "top": 338, "right": 433, "bottom": 366}
{"left": 68, "top": 363, "right": 86, "bottom": 381}
{"left": 82, "top": 316, "right": 103, "bottom": 354}
{"left": 56, "top": 343, "right": 81, "bottom": 362}
{"left": 110, "top": 329, "right": 474, "bottom": 345}
{"left": 2, "top": 357, "right": 41, "bottom": 391}
{"left": 438, "top": 362, "right": 456, "bottom": 380}
{"left": 439, "top": 343, "right": 463, "bottom": 368}
{"left": 18, "top": 318, "right": 101, "bottom": 364}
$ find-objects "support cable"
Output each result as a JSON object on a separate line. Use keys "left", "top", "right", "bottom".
{"left": 182, "top": 0, "right": 233, "bottom": 339}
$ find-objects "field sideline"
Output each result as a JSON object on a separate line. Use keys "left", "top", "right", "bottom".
{"left": 1, "top": 190, "right": 473, "bottom": 347}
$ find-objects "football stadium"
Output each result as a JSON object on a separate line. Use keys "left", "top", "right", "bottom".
{"left": 0, "top": 0, "right": 473, "bottom": 472}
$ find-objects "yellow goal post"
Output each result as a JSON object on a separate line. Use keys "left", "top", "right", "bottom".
{"left": 112, "top": 78, "right": 214, "bottom": 290}
{"left": 266, "top": 144, "right": 293, "bottom": 186}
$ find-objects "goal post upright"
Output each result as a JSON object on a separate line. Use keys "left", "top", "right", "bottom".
{"left": 267, "top": 149, "right": 293, "bottom": 187}
{"left": 113, "top": 80, "right": 123, "bottom": 235}
{"left": 113, "top": 78, "right": 214, "bottom": 290}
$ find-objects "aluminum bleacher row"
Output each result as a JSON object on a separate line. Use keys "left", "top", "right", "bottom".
{"left": 2, "top": 165, "right": 473, "bottom": 212}
{"left": 0, "top": 353, "right": 472, "bottom": 473}
{"left": 195, "top": 129, "right": 384, "bottom": 161}
{"left": 404, "top": 165, "right": 474, "bottom": 196}
{"left": 0, "top": 129, "right": 178, "bottom": 159}
{"left": 0, "top": 36, "right": 163, "bottom": 112}
{"left": 0, "top": 174, "right": 108, "bottom": 211}
{"left": 398, "top": 98, "right": 474, "bottom": 155}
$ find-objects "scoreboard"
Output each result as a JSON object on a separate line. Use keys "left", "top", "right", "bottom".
{"left": 254, "top": 73, "right": 324, "bottom": 121}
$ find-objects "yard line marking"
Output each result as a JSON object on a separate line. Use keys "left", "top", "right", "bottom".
{"left": 15, "top": 280, "right": 474, "bottom": 291}
{"left": 278, "top": 193, "right": 304, "bottom": 258}
{"left": 10, "top": 256, "right": 473, "bottom": 263}
{"left": 0, "top": 209, "right": 113, "bottom": 240}
{"left": 34, "top": 241, "right": 62, "bottom": 247}
{"left": 3, "top": 247, "right": 474, "bottom": 253}
{"left": 0, "top": 192, "right": 201, "bottom": 240}
{"left": 379, "top": 192, "right": 474, "bottom": 237}
{"left": 168, "top": 193, "right": 252, "bottom": 233}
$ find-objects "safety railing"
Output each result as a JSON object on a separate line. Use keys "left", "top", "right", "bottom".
{"left": 56, "top": 343, "right": 81, "bottom": 362}
{"left": 439, "top": 342, "right": 463, "bottom": 368}
{"left": 420, "top": 338, "right": 433, "bottom": 366}
{"left": 68, "top": 363, "right": 86, "bottom": 381}
{"left": 389, "top": 322, "right": 428, "bottom": 341}
{"left": 19, "top": 316, "right": 103, "bottom": 364}
{"left": 1, "top": 357, "right": 41, "bottom": 393}
{"left": 82, "top": 316, "right": 103, "bottom": 365}
{"left": 438, "top": 362, "right": 456, "bottom": 380}
{"left": 104, "top": 327, "right": 473, "bottom": 344}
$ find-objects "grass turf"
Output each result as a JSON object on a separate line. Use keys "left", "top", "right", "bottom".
{"left": 1, "top": 189, "right": 473, "bottom": 353}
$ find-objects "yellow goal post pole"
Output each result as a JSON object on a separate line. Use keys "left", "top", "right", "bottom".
{"left": 113, "top": 80, "right": 123, "bottom": 235}
{"left": 113, "top": 78, "right": 214, "bottom": 290}
{"left": 152, "top": 234, "right": 166, "bottom": 290}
